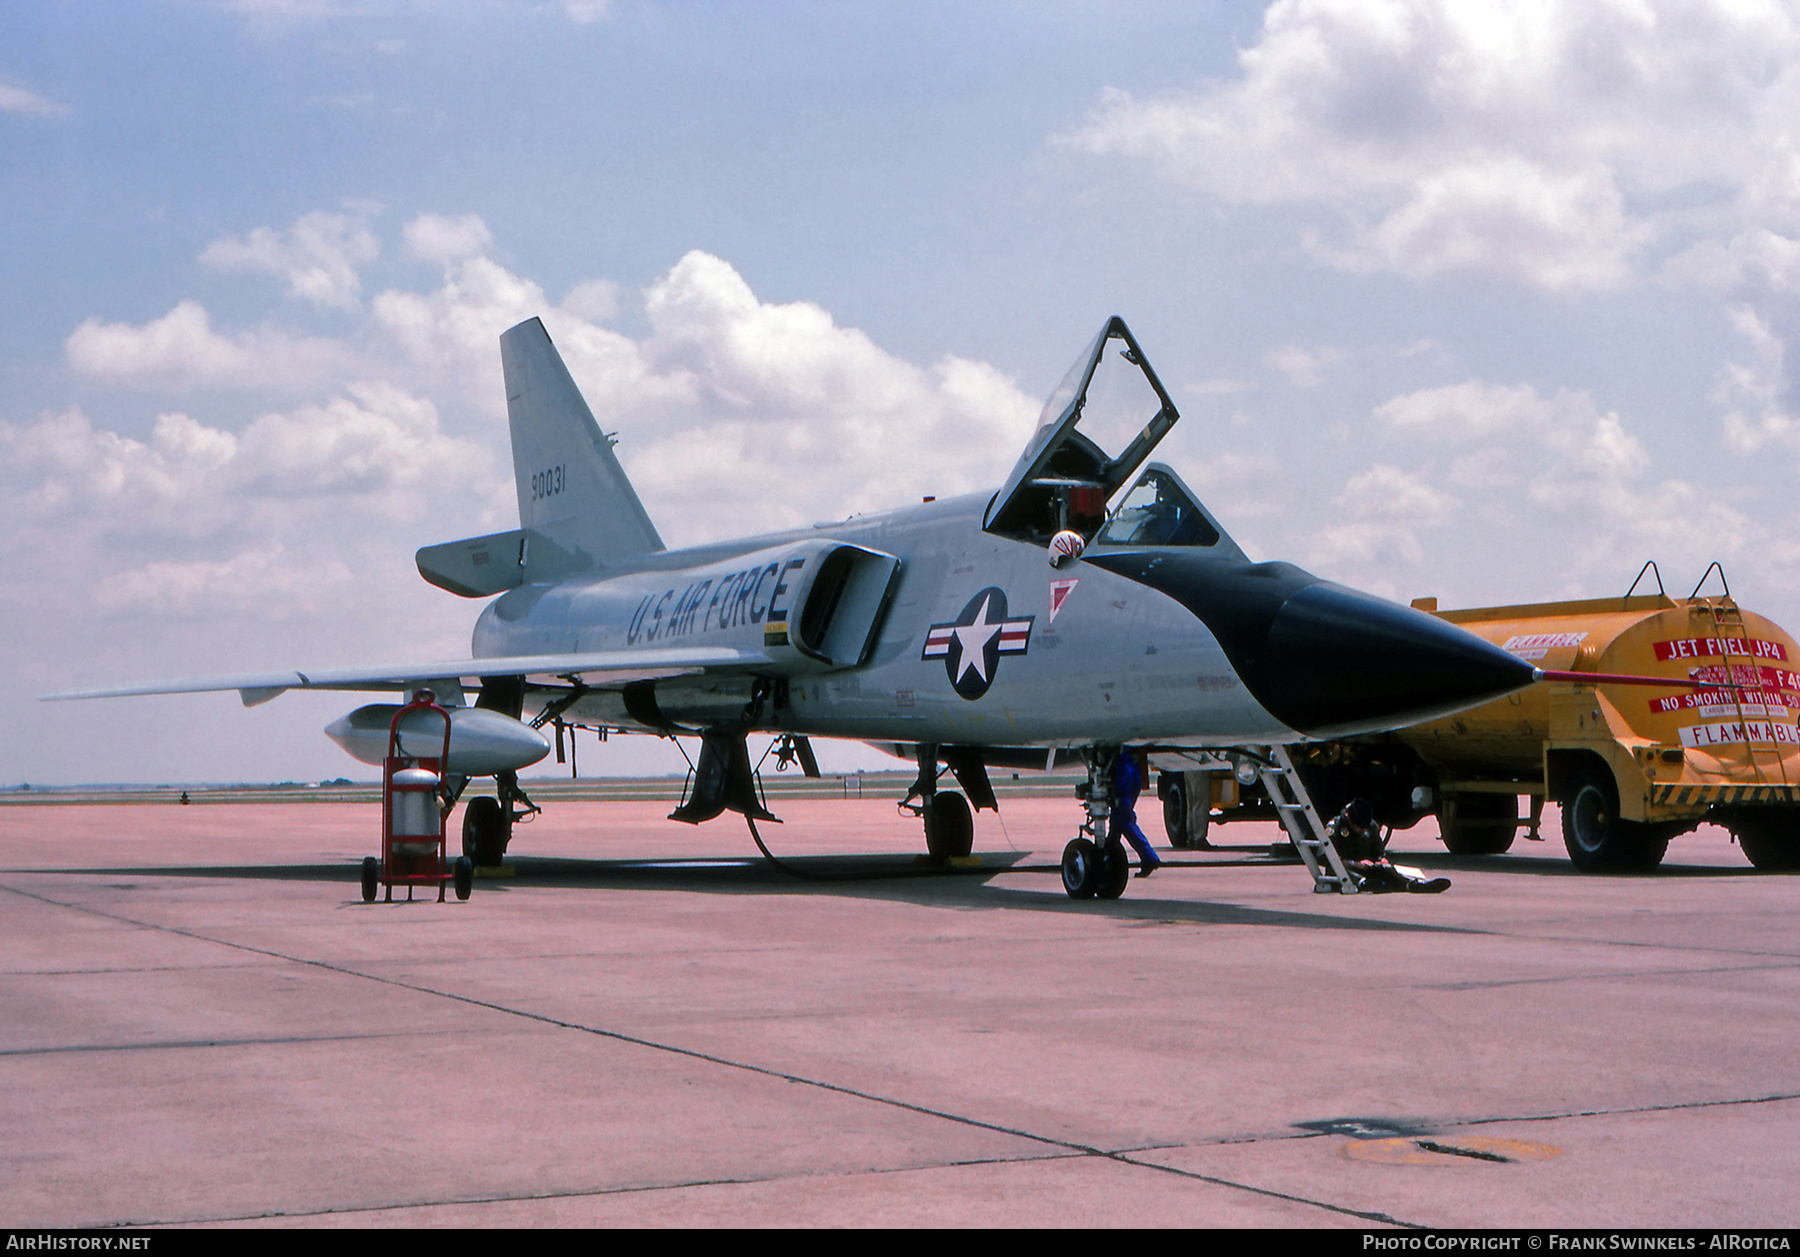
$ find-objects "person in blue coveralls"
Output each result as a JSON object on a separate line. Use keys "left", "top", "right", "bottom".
{"left": 1111, "top": 748, "right": 1162, "bottom": 877}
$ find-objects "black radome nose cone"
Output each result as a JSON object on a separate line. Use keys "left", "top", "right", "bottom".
{"left": 1252, "top": 583, "right": 1535, "bottom": 736}
{"left": 1080, "top": 552, "right": 1535, "bottom": 738}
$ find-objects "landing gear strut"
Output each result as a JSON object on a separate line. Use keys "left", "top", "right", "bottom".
{"left": 1062, "top": 747, "right": 1131, "bottom": 900}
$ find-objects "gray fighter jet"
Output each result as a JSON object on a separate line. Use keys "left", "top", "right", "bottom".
{"left": 51, "top": 316, "right": 1534, "bottom": 898}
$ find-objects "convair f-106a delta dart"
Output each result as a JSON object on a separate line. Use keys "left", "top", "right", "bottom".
{"left": 51, "top": 316, "right": 1537, "bottom": 898}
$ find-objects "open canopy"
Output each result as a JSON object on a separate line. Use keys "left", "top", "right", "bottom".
{"left": 983, "top": 316, "right": 1180, "bottom": 542}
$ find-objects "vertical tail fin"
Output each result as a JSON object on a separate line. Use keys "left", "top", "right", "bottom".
{"left": 500, "top": 317, "right": 664, "bottom": 570}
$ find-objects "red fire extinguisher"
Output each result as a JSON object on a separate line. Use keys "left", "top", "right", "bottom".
{"left": 362, "top": 688, "right": 473, "bottom": 903}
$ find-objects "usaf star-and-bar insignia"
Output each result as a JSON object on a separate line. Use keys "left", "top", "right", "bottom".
{"left": 922, "top": 587, "right": 1034, "bottom": 700}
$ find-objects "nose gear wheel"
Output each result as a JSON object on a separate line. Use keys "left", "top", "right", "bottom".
{"left": 1062, "top": 838, "right": 1100, "bottom": 898}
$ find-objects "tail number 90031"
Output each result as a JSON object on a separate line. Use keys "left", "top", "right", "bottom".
{"left": 530, "top": 465, "right": 566, "bottom": 501}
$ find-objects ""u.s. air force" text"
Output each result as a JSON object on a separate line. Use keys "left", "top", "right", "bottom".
{"left": 626, "top": 558, "right": 807, "bottom": 645}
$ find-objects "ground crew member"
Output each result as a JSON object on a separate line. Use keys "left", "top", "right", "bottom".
{"left": 1326, "top": 797, "right": 1450, "bottom": 893}
{"left": 1326, "top": 797, "right": 1386, "bottom": 862}
{"left": 1111, "top": 748, "right": 1162, "bottom": 877}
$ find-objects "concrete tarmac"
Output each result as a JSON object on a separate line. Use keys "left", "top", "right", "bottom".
{"left": 2, "top": 797, "right": 1797, "bottom": 1229}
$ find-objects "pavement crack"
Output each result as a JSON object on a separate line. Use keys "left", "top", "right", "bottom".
{"left": 0, "top": 1029, "right": 466, "bottom": 1057}
{"left": 1440, "top": 1091, "right": 1800, "bottom": 1130}
{"left": 104, "top": 1152, "right": 1094, "bottom": 1227}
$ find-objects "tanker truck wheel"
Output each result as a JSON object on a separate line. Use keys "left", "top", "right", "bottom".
{"left": 1562, "top": 767, "right": 1668, "bottom": 871}
{"left": 1733, "top": 811, "right": 1800, "bottom": 870}
{"left": 1160, "top": 774, "right": 1209, "bottom": 849}
{"left": 1438, "top": 794, "right": 1517, "bottom": 855}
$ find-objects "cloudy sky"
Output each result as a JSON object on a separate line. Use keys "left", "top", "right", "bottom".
{"left": 9, "top": 0, "right": 1800, "bottom": 784}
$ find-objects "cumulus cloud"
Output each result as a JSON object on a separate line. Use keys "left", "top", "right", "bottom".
{"left": 230, "top": 382, "right": 490, "bottom": 514}
{"left": 38, "top": 218, "right": 1066, "bottom": 756}
{"left": 401, "top": 212, "right": 493, "bottom": 266}
{"left": 365, "top": 242, "right": 1039, "bottom": 542}
{"left": 1263, "top": 338, "right": 1447, "bottom": 391}
{"left": 0, "top": 380, "right": 491, "bottom": 623}
{"left": 37, "top": 225, "right": 1046, "bottom": 629}
{"left": 1308, "top": 379, "right": 1751, "bottom": 603}
{"left": 20, "top": 219, "right": 1053, "bottom": 781}
{"left": 61, "top": 220, "right": 1041, "bottom": 554}
{"left": 1325, "top": 157, "right": 1650, "bottom": 289}
{"left": 616, "top": 251, "right": 1037, "bottom": 540}
{"left": 560, "top": 0, "right": 611, "bottom": 23}
{"left": 1065, "top": 0, "right": 1800, "bottom": 512}
{"left": 1067, "top": 0, "right": 1800, "bottom": 294}
{"left": 65, "top": 300, "right": 349, "bottom": 393}
{"left": 1311, "top": 463, "right": 1457, "bottom": 570}
{"left": 0, "top": 80, "right": 68, "bottom": 118}
{"left": 1266, "top": 343, "right": 1350, "bottom": 388}
{"left": 201, "top": 210, "right": 380, "bottom": 310}
{"left": 559, "top": 278, "right": 621, "bottom": 323}
{"left": 1374, "top": 381, "right": 1651, "bottom": 505}
{"left": 89, "top": 546, "right": 357, "bottom": 619}
{"left": 371, "top": 256, "right": 553, "bottom": 411}
{"left": 1666, "top": 232, "right": 1800, "bottom": 459}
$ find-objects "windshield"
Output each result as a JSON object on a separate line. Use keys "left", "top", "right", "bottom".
{"left": 1095, "top": 468, "right": 1221, "bottom": 547}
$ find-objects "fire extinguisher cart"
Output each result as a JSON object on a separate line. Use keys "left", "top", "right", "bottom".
{"left": 361, "top": 689, "right": 474, "bottom": 903}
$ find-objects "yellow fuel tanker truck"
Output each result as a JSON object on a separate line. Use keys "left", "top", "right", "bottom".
{"left": 1158, "top": 572, "right": 1800, "bottom": 872}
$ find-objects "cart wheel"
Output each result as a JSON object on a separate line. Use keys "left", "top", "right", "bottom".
{"left": 453, "top": 856, "right": 474, "bottom": 901}
{"left": 360, "top": 856, "right": 379, "bottom": 904}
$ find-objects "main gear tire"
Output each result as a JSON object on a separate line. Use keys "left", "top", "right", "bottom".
{"left": 924, "top": 790, "right": 974, "bottom": 860}
{"left": 462, "top": 796, "right": 509, "bottom": 868}
{"left": 1562, "top": 767, "right": 1667, "bottom": 871}
{"left": 1061, "top": 838, "right": 1101, "bottom": 899}
{"left": 1439, "top": 793, "right": 1518, "bottom": 855}
{"left": 360, "top": 856, "right": 379, "bottom": 904}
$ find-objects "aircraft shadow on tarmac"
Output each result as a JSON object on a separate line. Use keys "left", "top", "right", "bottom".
{"left": 33, "top": 850, "right": 1497, "bottom": 935}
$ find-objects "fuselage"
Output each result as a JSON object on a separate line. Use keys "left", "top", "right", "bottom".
{"left": 472, "top": 490, "right": 1535, "bottom": 749}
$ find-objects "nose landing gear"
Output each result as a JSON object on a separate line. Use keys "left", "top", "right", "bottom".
{"left": 1062, "top": 748, "right": 1132, "bottom": 900}
{"left": 1061, "top": 835, "right": 1130, "bottom": 900}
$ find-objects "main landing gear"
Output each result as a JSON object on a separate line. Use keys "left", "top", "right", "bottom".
{"left": 901, "top": 742, "right": 995, "bottom": 860}
{"left": 460, "top": 770, "right": 540, "bottom": 868}
{"left": 1062, "top": 747, "right": 1133, "bottom": 900}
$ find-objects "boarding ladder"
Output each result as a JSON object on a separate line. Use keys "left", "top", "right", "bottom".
{"left": 1256, "top": 745, "right": 1359, "bottom": 894}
